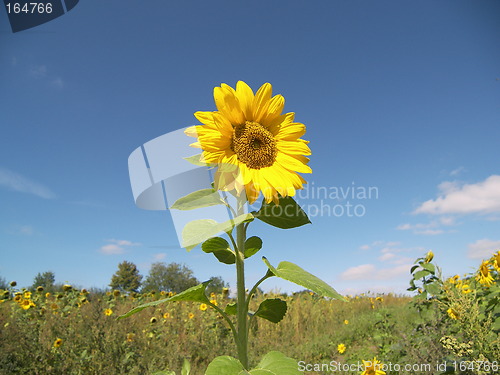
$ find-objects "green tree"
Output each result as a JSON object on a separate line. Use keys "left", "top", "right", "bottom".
{"left": 206, "top": 275, "right": 229, "bottom": 295}
{"left": 31, "top": 271, "right": 55, "bottom": 291}
{"left": 141, "top": 262, "right": 199, "bottom": 294}
{"left": 109, "top": 261, "right": 142, "bottom": 293}
{"left": 0, "top": 276, "right": 7, "bottom": 290}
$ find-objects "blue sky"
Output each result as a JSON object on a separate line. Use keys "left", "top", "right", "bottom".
{"left": 1, "top": 0, "right": 499, "bottom": 295}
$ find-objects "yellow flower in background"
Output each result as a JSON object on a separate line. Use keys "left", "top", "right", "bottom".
{"left": 20, "top": 299, "right": 35, "bottom": 310}
{"left": 186, "top": 81, "right": 311, "bottom": 204}
{"left": 337, "top": 343, "right": 346, "bottom": 354}
{"left": 36, "top": 286, "right": 44, "bottom": 292}
{"left": 126, "top": 333, "right": 135, "bottom": 342}
{"left": 163, "top": 312, "right": 170, "bottom": 319}
{"left": 361, "top": 357, "right": 386, "bottom": 375}
{"left": 344, "top": 319, "right": 349, "bottom": 325}
{"left": 199, "top": 303, "right": 208, "bottom": 311}
{"left": 447, "top": 307, "right": 460, "bottom": 320}
{"left": 188, "top": 312, "right": 195, "bottom": 319}
{"left": 53, "top": 338, "right": 63, "bottom": 348}
{"left": 210, "top": 299, "right": 218, "bottom": 306}
{"left": 493, "top": 251, "right": 500, "bottom": 272}
{"left": 63, "top": 284, "right": 72, "bottom": 291}
{"left": 476, "top": 260, "right": 494, "bottom": 287}
{"left": 461, "top": 284, "right": 472, "bottom": 294}
{"left": 375, "top": 297, "right": 383, "bottom": 302}
{"left": 424, "top": 250, "right": 434, "bottom": 263}
{"left": 150, "top": 317, "right": 157, "bottom": 323}
{"left": 104, "top": 308, "right": 113, "bottom": 316}
{"left": 23, "top": 291, "right": 31, "bottom": 299}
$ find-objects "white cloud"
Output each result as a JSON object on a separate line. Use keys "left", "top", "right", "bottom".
{"left": 379, "top": 253, "right": 395, "bottom": 261}
{"left": 414, "top": 175, "right": 500, "bottom": 215}
{"left": 397, "top": 217, "right": 456, "bottom": 235}
{"left": 0, "top": 167, "right": 55, "bottom": 199}
{"left": 100, "top": 239, "right": 141, "bottom": 255}
{"left": 153, "top": 253, "right": 167, "bottom": 261}
{"left": 467, "top": 239, "right": 500, "bottom": 259}
{"left": 340, "top": 264, "right": 376, "bottom": 280}
{"left": 450, "top": 166, "right": 465, "bottom": 177}
{"left": 359, "top": 244, "right": 370, "bottom": 250}
{"left": 340, "top": 263, "right": 411, "bottom": 281}
{"left": 100, "top": 244, "right": 124, "bottom": 255}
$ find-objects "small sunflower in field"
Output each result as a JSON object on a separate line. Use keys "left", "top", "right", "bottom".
{"left": 104, "top": 308, "right": 113, "bottom": 316}
{"left": 163, "top": 312, "right": 171, "bottom": 319}
{"left": 361, "top": 357, "right": 386, "bottom": 375}
{"left": 23, "top": 291, "right": 31, "bottom": 299}
{"left": 199, "top": 303, "right": 208, "bottom": 311}
{"left": 337, "top": 343, "right": 346, "bottom": 354}
{"left": 188, "top": 312, "right": 195, "bottom": 319}
{"left": 10, "top": 281, "right": 17, "bottom": 287}
{"left": 210, "top": 299, "right": 218, "bottom": 306}
{"left": 344, "top": 319, "right": 349, "bottom": 325}
{"left": 63, "top": 284, "right": 72, "bottom": 292}
{"left": 447, "top": 307, "right": 460, "bottom": 320}
{"left": 476, "top": 260, "right": 494, "bottom": 287}
{"left": 461, "top": 284, "right": 472, "bottom": 294}
{"left": 150, "top": 317, "right": 157, "bottom": 324}
{"left": 424, "top": 250, "right": 434, "bottom": 263}
{"left": 186, "top": 81, "right": 311, "bottom": 204}
{"left": 126, "top": 333, "right": 135, "bottom": 342}
{"left": 36, "top": 286, "right": 44, "bottom": 292}
{"left": 53, "top": 338, "right": 63, "bottom": 348}
{"left": 492, "top": 251, "right": 500, "bottom": 272}
{"left": 19, "top": 299, "right": 35, "bottom": 310}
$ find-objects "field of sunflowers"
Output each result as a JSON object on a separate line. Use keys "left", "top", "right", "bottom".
{"left": 1, "top": 251, "right": 499, "bottom": 375}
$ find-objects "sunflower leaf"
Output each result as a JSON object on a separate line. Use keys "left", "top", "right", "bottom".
{"left": 262, "top": 257, "right": 346, "bottom": 301}
{"left": 202, "top": 237, "right": 236, "bottom": 264}
{"left": 183, "top": 154, "right": 216, "bottom": 167}
{"left": 244, "top": 236, "right": 263, "bottom": 258}
{"left": 170, "top": 189, "right": 225, "bottom": 211}
{"left": 254, "top": 298, "right": 287, "bottom": 323}
{"left": 118, "top": 280, "right": 211, "bottom": 319}
{"left": 252, "top": 351, "right": 303, "bottom": 374}
{"left": 205, "top": 356, "right": 245, "bottom": 375}
{"left": 253, "top": 196, "right": 311, "bottom": 229}
{"left": 182, "top": 214, "right": 254, "bottom": 251}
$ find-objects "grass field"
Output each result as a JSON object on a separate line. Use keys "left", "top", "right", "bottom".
{"left": 1, "top": 253, "right": 499, "bottom": 375}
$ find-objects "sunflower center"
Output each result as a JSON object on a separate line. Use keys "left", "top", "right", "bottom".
{"left": 231, "top": 121, "right": 277, "bottom": 169}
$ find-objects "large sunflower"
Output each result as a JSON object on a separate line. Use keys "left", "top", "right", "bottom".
{"left": 185, "top": 81, "right": 311, "bottom": 204}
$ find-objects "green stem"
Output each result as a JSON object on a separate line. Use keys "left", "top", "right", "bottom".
{"left": 207, "top": 300, "right": 238, "bottom": 345}
{"left": 246, "top": 272, "right": 273, "bottom": 337}
{"left": 235, "top": 198, "right": 249, "bottom": 369}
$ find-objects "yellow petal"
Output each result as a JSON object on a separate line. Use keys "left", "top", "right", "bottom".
{"left": 276, "top": 153, "right": 312, "bottom": 174}
{"left": 236, "top": 81, "right": 254, "bottom": 121}
{"left": 253, "top": 83, "right": 272, "bottom": 123}
{"left": 277, "top": 140, "right": 311, "bottom": 155}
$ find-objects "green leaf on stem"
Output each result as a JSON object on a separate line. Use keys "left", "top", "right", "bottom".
{"left": 205, "top": 356, "right": 245, "bottom": 375}
{"left": 254, "top": 299, "right": 287, "bottom": 323}
{"left": 262, "top": 258, "right": 346, "bottom": 301}
{"left": 183, "top": 154, "right": 215, "bottom": 167}
{"left": 244, "top": 236, "right": 263, "bottom": 258}
{"left": 224, "top": 302, "right": 237, "bottom": 315}
{"left": 253, "top": 196, "right": 311, "bottom": 229}
{"left": 181, "top": 359, "right": 191, "bottom": 375}
{"left": 413, "top": 270, "right": 431, "bottom": 280}
{"left": 181, "top": 213, "right": 254, "bottom": 251}
{"left": 202, "top": 237, "right": 236, "bottom": 264}
{"left": 424, "top": 281, "right": 441, "bottom": 295}
{"left": 250, "top": 351, "right": 303, "bottom": 374}
{"left": 421, "top": 263, "right": 436, "bottom": 274}
{"left": 171, "top": 189, "right": 225, "bottom": 211}
{"left": 118, "top": 280, "right": 211, "bottom": 319}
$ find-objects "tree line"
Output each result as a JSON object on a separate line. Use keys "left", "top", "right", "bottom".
{"left": 1, "top": 261, "right": 228, "bottom": 295}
